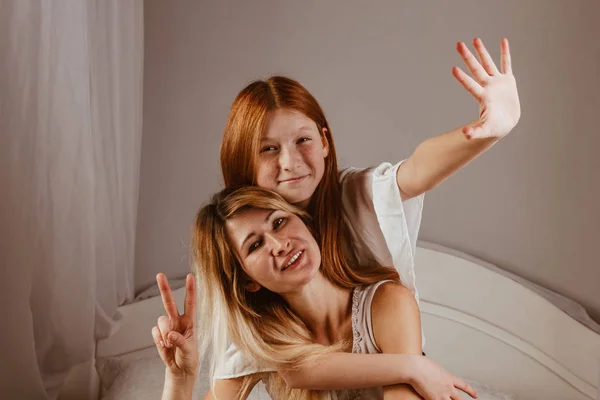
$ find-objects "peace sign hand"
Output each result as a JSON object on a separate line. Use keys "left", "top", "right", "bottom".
{"left": 151, "top": 273, "right": 199, "bottom": 378}
{"left": 453, "top": 38, "right": 521, "bottom": 140}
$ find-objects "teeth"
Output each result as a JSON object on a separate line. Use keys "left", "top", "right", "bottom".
{"left": 283, "top": 251, "right": 303, "bottom": 269}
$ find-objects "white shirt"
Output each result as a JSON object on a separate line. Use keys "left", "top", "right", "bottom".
{"left": 340, "top": 161, "right": 423, "bottom": 303}
{"left": 213, "top": 161, "right": 425, "bottom": 381}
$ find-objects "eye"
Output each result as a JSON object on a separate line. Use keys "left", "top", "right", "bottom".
{"left": 248, "top": 238, "right": 262, "bottom": 254}
{"left": 260, "top": 145, "right": 277, "bottom": 153}
{"left": 297, "top": 137, "right": 311, "bottom": 144}
{"left": 273, "top": 217, "right": 285, "bottom": 230}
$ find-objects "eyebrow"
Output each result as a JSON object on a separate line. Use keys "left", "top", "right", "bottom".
{"left": 240, "top": 210, "right": 277, "bottom": 250}
{"left": 260, "top": 126, "right": 314, "bottom": 142}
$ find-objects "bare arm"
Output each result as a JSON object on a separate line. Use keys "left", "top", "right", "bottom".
{"left": 371, "top": 282, "right": 423, "bottom": 399}
{"left": 204, "top": 376, "right": 257, "bottom": 400}
{"left": 396, "top": 38, "right": 520, "bottom": 201}
{"left": 396, "top": 126, "right": 497, "bottom": 200}
{"left": 278, "top": 352, "right": 420, "bottom": 390}
{"left": 162, "top": 372, "right": 195, "bottom": 400}
{"left": 279, "top": 294, "right": 476, "bottom": 399}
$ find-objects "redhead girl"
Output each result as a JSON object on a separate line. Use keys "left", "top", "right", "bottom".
{"left": 154, "top": 37, "right": 519, "bottom": 399}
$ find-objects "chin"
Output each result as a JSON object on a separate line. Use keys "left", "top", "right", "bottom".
{"left": 281, "top": 191, "right": 311, "bottom": 207}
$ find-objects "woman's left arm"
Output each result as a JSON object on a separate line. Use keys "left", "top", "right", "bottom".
{"left": 371, "top": 282, "right": 423, "bottom": 399}
{"left": 396, "top": 38, "right": 521, "bottom": 200}
{"left": 372, "top": 283, "right": 477, "bottom": 399}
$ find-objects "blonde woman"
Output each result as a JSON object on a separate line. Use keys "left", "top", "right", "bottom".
{"left": 153, "top": 187, "right": 477, "bottom": 399}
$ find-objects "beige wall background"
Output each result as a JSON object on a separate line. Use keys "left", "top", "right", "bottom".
{"left": 137, "top": 0, "right": 600, "bottom": 321}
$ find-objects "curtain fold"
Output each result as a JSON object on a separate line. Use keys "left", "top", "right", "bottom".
{"left": 0, "top": 0, "right": 143, "bottom": 398}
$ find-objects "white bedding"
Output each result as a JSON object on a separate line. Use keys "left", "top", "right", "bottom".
{"left": 63, "top": 243, "right": 598, "bottom": 400}
{"left": 96, "top": 347, "right": 268, "bottom": 399}
{"left": 96, "top": 347, "right": 517, "bottom": 400}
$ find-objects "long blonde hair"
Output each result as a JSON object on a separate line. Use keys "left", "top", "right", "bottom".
{"left": 193, "top": 186, "right": 399, "bottom": 399}
{"left": 220, "top": 76, "right": 369, "bottom": 292}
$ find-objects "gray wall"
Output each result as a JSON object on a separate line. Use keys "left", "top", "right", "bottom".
{"left": 137, "top": 0, "right": 600, "bottom": 321}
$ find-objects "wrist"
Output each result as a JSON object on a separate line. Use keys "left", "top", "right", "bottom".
{"left": 164, "top": 369, "right": 196, "bottom": 394}
{"left": 395, "top": 354, "right": 420, "bottom": 386}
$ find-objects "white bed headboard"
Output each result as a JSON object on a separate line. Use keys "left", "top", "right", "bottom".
{"left": 415, "top": 242, "right": 599, "bottom": 400}
{"left": 60, "top": 242, "right": 600, "bottom": 400}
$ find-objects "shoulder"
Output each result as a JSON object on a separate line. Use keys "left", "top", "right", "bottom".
{"left": 210, "top": 377, "right": 244, "bottom": 399}
{"left": 210, "top": 374, "right": 262, "bottom": 399}
{"left": 371, "top": 281, "right": 417, "bottom": 317}
{"left": 338, "top": 162, "right": 397, "bottom": 209}
{"left": 370, "top": 282, "right": 422, "bottom": 354}
{"left": 339, "top": 162, "right": 404, "bottom": 209}
{"left": 339, "top": 162, "right": 398, "bottom": 186}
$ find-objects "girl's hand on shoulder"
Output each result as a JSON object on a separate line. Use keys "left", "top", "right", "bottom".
{"left": 410, "top": 355, "right": 478, "bottom": 400}
{"left": 453, "top": 37, "right": 521, "bottom": 140}
{"left": 151, "top": 273, "right": 199, "bottom": 379}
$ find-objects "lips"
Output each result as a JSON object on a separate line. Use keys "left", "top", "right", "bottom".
{"left": 281, "top": 250, "right": 304, "bottom": 271}
{"left": 279, "top": 175, "right": 308, "bottom": 184}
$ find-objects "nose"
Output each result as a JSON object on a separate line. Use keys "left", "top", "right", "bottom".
{"left": 278, "top": 146, "right": 301, "bottom": 171}
{"left": 265, "top": 232, "right": 290, "bottom": 257}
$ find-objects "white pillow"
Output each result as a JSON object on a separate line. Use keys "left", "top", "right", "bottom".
{"left": 96, "top": 347, "right": 269, "bottom": 399}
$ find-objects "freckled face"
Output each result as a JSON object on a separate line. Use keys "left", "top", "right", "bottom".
{"left": 255, "top": 109, "right": 329, "bottom": 208}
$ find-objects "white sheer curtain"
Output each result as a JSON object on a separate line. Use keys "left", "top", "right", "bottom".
{"left": 0, "top": 1, "right": 143, "bottom": 398}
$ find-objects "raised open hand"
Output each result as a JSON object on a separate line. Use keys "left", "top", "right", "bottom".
{"left": 151, "top": 273, "right": 199, "bottom": 378}
{"left": 453, "top": 38, "right": 521, "bottom": 140}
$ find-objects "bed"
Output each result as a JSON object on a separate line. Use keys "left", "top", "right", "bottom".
{"left": 59, "top": 242, "right": 600, "bottom": 399}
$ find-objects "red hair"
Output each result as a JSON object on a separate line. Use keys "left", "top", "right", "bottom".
{"left": 220, "top": 76, "right": 381, "bottom": 287}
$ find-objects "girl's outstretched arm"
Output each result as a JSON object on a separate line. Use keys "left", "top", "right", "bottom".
{"left": 396, "top": 38, "right": 520, "bottom": 201}
{"left": 279, "top": 352, "right": 414, "bottom": 389}
{"left": 278, "top": 348, "right": 476, "bottom": 400}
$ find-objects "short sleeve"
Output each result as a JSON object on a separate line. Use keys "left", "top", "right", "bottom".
{"left": 340, "top": 161, "right": 424, "bottom": 301}
{"left": 213, "top": 343, "right": 276, "bottom": 380}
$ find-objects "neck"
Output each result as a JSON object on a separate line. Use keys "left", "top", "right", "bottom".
{"left": 281, "top": 273, "right": 353, "bottom": 345}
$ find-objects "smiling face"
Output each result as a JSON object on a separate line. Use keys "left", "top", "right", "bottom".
{"left": 225, "top": 207, "right": 321, "bottom": 295}
{"left": 255, "top": 109, "right": 329, "bottom": 209}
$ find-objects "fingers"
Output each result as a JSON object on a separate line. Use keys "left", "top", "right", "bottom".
{"left": 151, "top": 326, "right": 170, "bottom": 362}
{"left": 456, "top": 41, "right": 488, "bottom": 83}
{"left": 461, "top": 119, "right": 487, "bottom": 140}
{"left": 157, "top": 273, "right": 179, "bottom": 319}
{"left": 500, "top": 37, "right": 512, "bottom": 75}
{"left": 183, "top": 273, "right": 197, "bottom": 318}
{"left": 473, "top": 38, "right": 500, "bottom": 76}
{"left": 152, "top": 325, "right": 165, "bottom": 348}
{"left": 454, "top": 377, "right": 478, "bottom": 398}
{"left": 452, "top": 66, "right": 484, "bottom": 100}
{"left": 158, "top": 315, "right": 174, "bottom": 348}
{"left": 166, "top": 330, "right": 189, "bottom": 351}
{"left": 153, "top": 320, "right": 192, "bottom": 354}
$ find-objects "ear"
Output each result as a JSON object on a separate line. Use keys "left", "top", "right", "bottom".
{"left": 246, "top": 280, "right": 261, "bottom": 293}
{"left": 321, "top": 128, "right": 330, "bottom": 158}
